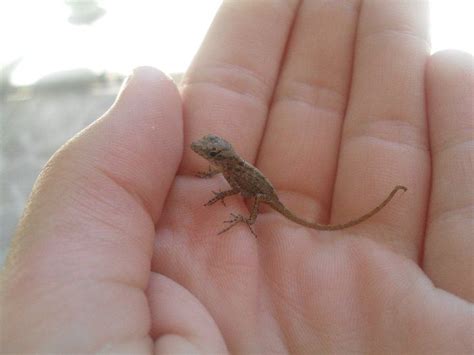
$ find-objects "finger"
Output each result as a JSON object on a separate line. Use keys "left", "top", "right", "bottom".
{"left": 181, "top": 0, "right": 299, "bottom": 172}
{"left": 423, "top": 50, "right": 474, "bottom": 302}
{"left": 147, "top": 273, "right": 228, "bottom": 353}
{"left": 257, "top": 0, "right": 360, "bottom": 222}
{"left": 331, "top": 0, "right": 430, "bottom": 259}
{"left": 0, "top": 67, "right": 182, "bottom": 352}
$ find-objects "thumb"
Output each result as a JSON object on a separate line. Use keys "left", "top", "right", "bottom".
{"left": 1, "top": 67, "right": 182, "bottom": 352}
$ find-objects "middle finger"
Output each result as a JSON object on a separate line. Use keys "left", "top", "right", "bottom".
{"left": 257, "top": 0, "right": 361, "bottom": 222}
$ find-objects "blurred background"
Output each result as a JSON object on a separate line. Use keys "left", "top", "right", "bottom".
{"left": 0, "top": 0, "right": 473, "bottom": 264}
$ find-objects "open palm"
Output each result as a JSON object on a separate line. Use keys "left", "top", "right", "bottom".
{"left": 2, "top": 1, "right": 472, "bottom": 353}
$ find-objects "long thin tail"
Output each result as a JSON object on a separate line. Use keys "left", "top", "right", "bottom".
{"left": 269, "top": 185, "right": 407, "bottom": 231}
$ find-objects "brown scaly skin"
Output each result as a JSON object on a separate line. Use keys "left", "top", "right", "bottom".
{"left": 191, "top": 134, "right": 407, "bottom": 236}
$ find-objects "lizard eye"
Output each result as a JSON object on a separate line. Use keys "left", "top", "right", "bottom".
{"left": 209, "top": 151, "right": 218, "bottom": 157}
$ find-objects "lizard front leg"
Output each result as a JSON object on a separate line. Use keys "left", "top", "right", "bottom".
{"left": 195, "top": 165, "right": 221, "bottom": 179}
{"left": 204, "top": 189, "right": 239, "bottom": 207}
{"left": 218, "top": 195, "right": 262, "bottom": 237}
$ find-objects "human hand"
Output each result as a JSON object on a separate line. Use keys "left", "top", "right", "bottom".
{"left": 2, "top": 1, "right": 473, "bottom": 353}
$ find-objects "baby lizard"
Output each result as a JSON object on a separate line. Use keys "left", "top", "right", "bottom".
{"left": 191, "top": 134, "right": 407, "bottom": 236}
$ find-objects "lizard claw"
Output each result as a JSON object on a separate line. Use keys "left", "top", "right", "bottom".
{"left": 219, "top": 213, "right": 257, "bottom": 237}
{"left": 223, "top": 213, "right": 242, "bottom": 223}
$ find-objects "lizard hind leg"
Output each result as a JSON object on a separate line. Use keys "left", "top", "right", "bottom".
{"left": 217, "top": 196, "right": 262, "bottom": 237}
{"left": 218, "top": 213, "right": 257, "bottom": 237}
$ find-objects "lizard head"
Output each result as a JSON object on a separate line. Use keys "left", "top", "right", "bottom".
{"left": 191, "top": 134, "right": 235, "bottom": 164}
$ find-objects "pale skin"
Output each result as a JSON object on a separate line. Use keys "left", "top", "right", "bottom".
{"left": 1, "top": 1, "right": 473, "bottom": 353}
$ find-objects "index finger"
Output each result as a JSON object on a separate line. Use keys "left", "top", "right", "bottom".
{"left": 180, "top": 0, "right": 299, "bottom": 173}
